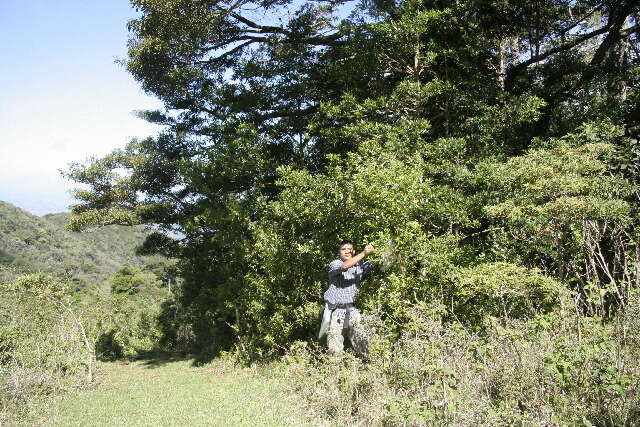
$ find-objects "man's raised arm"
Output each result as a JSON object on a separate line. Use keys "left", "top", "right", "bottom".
{"left": 341, "top": 244, "right": 374, "bottom": 271}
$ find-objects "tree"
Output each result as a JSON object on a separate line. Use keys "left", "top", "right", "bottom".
{"left": 66, "top": 0, "right": 640, "bottom": 354}
{"left": 109, "top": 263, "right": 158, "bottom": 295}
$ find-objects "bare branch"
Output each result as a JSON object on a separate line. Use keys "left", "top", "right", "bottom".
{"left": 558, "top": 8, "right": 599, "bottom": 37}
{"left": 230, "top": 12, "right": 291, "bottom": 35}
{"left": 620, "top": 23, "right": 640, "bottom": 37}
{"left": 589, "top": 12, "right": 632, "bottom": 66}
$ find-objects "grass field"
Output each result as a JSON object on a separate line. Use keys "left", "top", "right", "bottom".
{"left": 28, "top": 356, "right": 311, "bottom": 426}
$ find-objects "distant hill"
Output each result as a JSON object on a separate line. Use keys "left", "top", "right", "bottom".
{"left": 0, "top": 200, "right": 163, "bottom": 285}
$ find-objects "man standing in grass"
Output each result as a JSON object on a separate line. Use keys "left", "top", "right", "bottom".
{"left": 319, "top": 240, "right": 375, "bottom": 357}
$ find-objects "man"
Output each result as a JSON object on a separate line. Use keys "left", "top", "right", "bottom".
{"left": 319, "top": 240, "right": 375, "bottom": 357}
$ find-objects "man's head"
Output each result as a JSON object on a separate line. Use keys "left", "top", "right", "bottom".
{"left": 338, "top": 240, "right": 355, "bottom": 261}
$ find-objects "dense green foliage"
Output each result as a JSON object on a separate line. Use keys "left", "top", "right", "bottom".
{"left": 0, "top": 201, "right": 164, "bottom": 286}
{"left": 65, "top": 0, "right": 640, "bottom": 360}
{"left": 95, "top": 263, "right": 173, "bottom": 360}
{"left": 55, "top": 9, "right": 640, "bottom": 422}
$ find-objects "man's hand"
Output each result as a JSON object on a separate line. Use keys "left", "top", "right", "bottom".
{"left": 364, "top": 244, "right": 374, "bottom": 256}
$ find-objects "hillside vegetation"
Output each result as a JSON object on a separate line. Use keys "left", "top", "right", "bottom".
{"left": 0, "top": 201, "right": 161, "bottom": 285}
{"left": 1, "top": 203, "right": 178, "bottom": 424}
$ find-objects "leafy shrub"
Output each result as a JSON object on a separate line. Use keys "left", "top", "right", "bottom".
{"left": 221, "top": 121, "right": 637, "bottom": 357}
{"left": 451, "top": 262, "right": 566, "bottom": 326}
{"left": 0, "top": 273, "right": 94, "bottom": 423}
{"left": 476, "top": 123, "right": 639, "bottom": 314}
{"left": 92, "top": 267, "right": 170, "bottom": 361}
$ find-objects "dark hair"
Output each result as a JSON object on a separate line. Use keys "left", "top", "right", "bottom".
{"left": 338, "top": 239, "right": 354, "bottom": 248}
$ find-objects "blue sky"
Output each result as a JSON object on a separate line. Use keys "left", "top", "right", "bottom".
{"left": 0, "top": 0, "right": 163, "bottom": 215}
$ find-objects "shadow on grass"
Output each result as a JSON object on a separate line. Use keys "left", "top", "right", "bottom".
{"left": 134, "top": 351, "right": 196, "bottom": 369}
{"left": 132, "top": 349, "right": 222, "bottom": 368}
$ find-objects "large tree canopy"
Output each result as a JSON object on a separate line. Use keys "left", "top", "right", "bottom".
{"left": 66, "top": 0, "right": 640, "bottom": 353}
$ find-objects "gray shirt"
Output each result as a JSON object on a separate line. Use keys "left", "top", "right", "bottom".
{"left": 324, "top": 259, "right": 375, "bottom": 305}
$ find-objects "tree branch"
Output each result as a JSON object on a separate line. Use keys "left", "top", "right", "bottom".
{"left": 249, "top": 105, "right": 319, "bottom": 122}
{"left": 506, "top": 24, "right": 611, "bottom": 80}
{"left": 620, "top": 23, "right": 640, "bottom": 37}
{"left": 558, "top": 8, "right": 599, "bottom": 36}
{"left": 229, "top": 11, "right": 344, "bottom": 46}
{"left": 230, "top": 12, "right": 291, "bottom": 36}
{"left": 209, "top": 38, "right": 262, "bottom": 63}
{"left": 589, "top": 11, "right": 633, "bottom": 66}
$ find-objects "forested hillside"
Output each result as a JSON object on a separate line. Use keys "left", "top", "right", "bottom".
{"left": 0, "top": 200, "right": 160, "bottom": 285}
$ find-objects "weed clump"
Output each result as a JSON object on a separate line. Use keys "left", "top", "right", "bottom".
{"left": 0, "top": 274, "right": 94, "bottom": 423}
{"left": 284, "top": 297, "right": 640, "bottom": 425}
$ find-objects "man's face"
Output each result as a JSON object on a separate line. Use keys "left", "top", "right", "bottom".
{"left": 339, "top": 244, "right": 355, "bottom": 261}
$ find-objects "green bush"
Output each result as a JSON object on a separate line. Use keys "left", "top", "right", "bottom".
{"left": 0, "top": 273, "right": 94, "bottom": 423}
{"left": 451, "top": 262, "right": 566, "bottom": 326}
{"left": 91, "top": 267, "right": 170, "bottom": 361}
{"left": 93, "top": 294, "right": 165, "bottom": 361}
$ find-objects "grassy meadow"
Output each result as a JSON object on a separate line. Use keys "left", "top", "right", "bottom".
{"left": 20, "top": 357, "right": 309, "bottom": 427}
